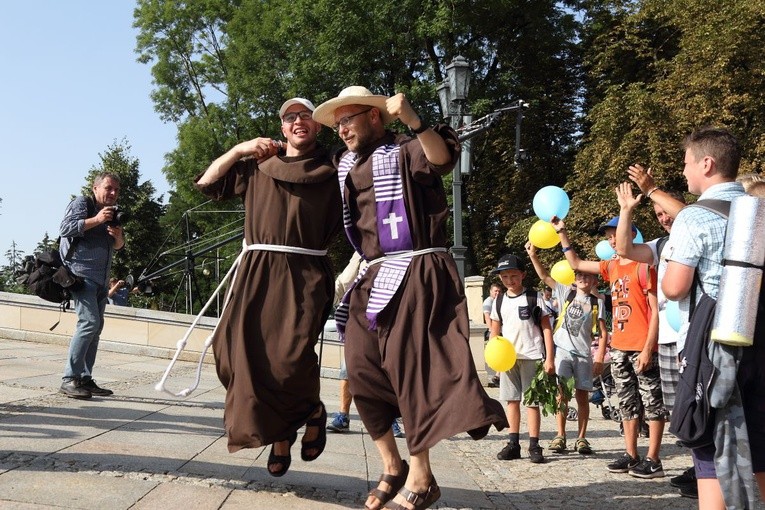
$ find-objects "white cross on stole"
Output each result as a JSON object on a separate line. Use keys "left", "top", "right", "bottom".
{"left": 382, "top": 212, "right": 404, "bottom": 239}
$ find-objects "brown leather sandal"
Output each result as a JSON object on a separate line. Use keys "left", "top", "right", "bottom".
{"left": 301, "top": 403, "right": 327, "bottom": 462}
{"left": 365, "top": 460, "right": 409, "bottom": 510}
{"left": 383, "top": 477, "right": 440, "bottom": 510}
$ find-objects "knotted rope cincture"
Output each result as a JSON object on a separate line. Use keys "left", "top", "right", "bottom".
{"left": 155, "top": 242, "right": 327, "bottom": 397}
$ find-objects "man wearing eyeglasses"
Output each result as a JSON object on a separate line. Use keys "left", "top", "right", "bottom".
{"left": 313, "top": 87, "right": 507, "bottom": 510}
{"left": 195, "top": 98, "right": 341, "bottom": 477}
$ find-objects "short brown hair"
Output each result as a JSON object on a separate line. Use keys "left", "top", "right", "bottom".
{"left": 746, "top": 180, "right": 765, "bottom": 198}
{"left": 683, "top": 127, "right": 740, "bottom": 178}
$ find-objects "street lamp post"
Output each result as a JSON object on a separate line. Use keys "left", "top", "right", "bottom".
{"left": 437, "top": 55, "right": 471, "bottom": 280}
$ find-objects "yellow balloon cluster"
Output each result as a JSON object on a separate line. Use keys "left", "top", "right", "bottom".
{"left": 528, "top": 220, "right": 560, "bottom": 249}
{"left": 484, "top": 336, "right": 517, "bottom": 372}
{"left": 551, "top": 259, "right": 575, "bottom": 286}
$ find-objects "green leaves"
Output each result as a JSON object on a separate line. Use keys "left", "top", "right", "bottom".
{"left": 523, "top": 360, "right": 575, "bottom": 417}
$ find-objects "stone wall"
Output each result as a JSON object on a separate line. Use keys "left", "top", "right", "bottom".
{"left": 0, "top": 288, "right": 490, "bottom": 381}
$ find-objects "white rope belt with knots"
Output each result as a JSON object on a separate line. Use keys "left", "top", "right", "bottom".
{"left": 367, "top": 247, "right": 448, "bottom": 266}
{"left": 155, "top": 241, "right": 327, "bottom": 397}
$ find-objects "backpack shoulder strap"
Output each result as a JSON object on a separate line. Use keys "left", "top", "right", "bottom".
{"left": 525, "top": 289, "right": 542, "bottom": 328}
{"left": 690, "top": 199, "right": 730, "bottom": 218}
{"left": 64, "top": 196, "right": 97, "bottom": 262}
{"left": 495, "top": 292, "right": 504, "bottom": 327}
{"left": 553, "top": 289, "right": 576, "bottom": 333}
{"left": 656, "top": 235, "right": 669, "bottom": 259}
{"left": 686, "top": 199, "right": 730, "bottom": 301}
{"left": 589, "top": 294, "right": 600, "bottom": 335}
{"left": 84, "top": 195, "right": 96, "bottom": 218}
{"left": 637, "top": 262, "right": 651, "bottom": 294}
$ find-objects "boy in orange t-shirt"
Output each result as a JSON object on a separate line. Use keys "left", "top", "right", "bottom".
{"left": 553, "top": 216, "right": 666, "bottom": 479}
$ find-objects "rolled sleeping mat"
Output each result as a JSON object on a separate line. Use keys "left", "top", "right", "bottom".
{"left": 712, "top": 195, "right": 765, "bottom": 346}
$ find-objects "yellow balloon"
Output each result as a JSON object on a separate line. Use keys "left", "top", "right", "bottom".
{"left": 484, "top": 336, "right": 517, "bottom": 372}
{"left": 551, "top": 259, "right": 575, "bottom": 286}
{"left": 528, "top": 219, "right": 560, "bottom": 249}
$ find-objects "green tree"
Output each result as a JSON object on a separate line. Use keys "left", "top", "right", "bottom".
{"left": 0, "top": 241, "right": 26, "bottom": 293}
{"left": 566, "top": 0, "right": 765, "bottom": 261}
{"left": 134, "top": 0, "right": 584, "bottom": 288}
{"left": 80, "top": 139, "right": 167, "bottom": 295}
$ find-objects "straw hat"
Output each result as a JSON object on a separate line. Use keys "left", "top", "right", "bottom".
{"left": 312, "top": 86, "right": 395, "bottom": 127}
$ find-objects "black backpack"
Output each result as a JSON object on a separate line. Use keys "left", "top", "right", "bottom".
{"left": 668, "top": 285, "right": 717, "bottom": 448}
{"left": 668, "top": 198, "right": 765, "bottom": 446}
{"left": 26, "top": 244, "right": 84, "bottom": 319}
{"left": 26, "top": 196, "right": 94, "bottom": 317}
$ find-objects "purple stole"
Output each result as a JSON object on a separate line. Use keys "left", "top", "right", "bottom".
{"left": 335, "top": 144, "right": 414, "bottom": 336}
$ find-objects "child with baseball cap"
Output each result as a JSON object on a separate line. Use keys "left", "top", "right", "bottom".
{"left": 489, "top": 254, "right": 555, "bottom": 464}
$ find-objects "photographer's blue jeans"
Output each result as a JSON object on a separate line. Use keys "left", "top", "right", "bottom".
{"left": 63, "top": 278, "right": 107, "bottom": 381}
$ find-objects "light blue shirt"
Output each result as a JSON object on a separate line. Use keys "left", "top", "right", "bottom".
{"left": 666, "top": 181, "right": 745, "bottom": 351}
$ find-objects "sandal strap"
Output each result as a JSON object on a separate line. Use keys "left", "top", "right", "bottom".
{"left": 368, "top": 488, "right": 390, "bottom": 503}
{"left": 395, "top": 477, "right": 439, "bottom": 508}
{"left": 367, "top": 461, "right": 409, "bottom": 509}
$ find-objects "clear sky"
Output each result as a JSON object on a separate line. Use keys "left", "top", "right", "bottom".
{"left": 0, "top": 1, "right": 177, "bottom": 260}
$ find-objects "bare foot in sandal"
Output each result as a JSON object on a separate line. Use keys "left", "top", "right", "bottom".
{"left": 301, "top": 403, "right": 326, "bottom": 461}
{"left": 365, "top": 460, "right": 409, "bottom": 510}
{"left": 383, "top": 474, "right": 440, "bottom": 510}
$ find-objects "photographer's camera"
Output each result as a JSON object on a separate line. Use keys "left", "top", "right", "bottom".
{"left": 106, "top": 206, "right": 128, "bottom": 227}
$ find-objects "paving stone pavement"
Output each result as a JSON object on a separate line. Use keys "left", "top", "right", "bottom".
{"left": 0, "top": 337, "right": 762, "bottom": 509}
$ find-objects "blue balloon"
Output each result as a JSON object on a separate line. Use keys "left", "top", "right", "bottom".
{"left": 533, "top": 186, "right": 570, "bottom": 222}
{"left": 595, "top": 240, "right": 616, "bottom": 261}
{"left": 666, "top": 299, "right": 681, "bottom": 332}
{"left": 635, "top": 228, "right": 644, "bottom": 244}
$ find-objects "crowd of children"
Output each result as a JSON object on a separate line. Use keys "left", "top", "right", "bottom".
{"left": 484, "top": 128, "right": 765, "bottom": 508}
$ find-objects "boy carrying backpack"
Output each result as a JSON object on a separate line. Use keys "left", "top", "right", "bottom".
{"left": 526, "top": 241, "right": 607, "bottom": 455}
{"left": 553, "top": 215, "right": 666, "bottom": 479}
{"left": 489, "top": 254, "right": 554, "bottom": 464}
{"left": 662, "top": 127, "right": 764, "bottom": 509}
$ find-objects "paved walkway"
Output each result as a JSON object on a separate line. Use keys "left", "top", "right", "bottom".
{"left": 0, "top": 337, "right": 759, "bottom": 509}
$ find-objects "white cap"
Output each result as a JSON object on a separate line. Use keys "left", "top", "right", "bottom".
{"left": 279, "top": 97, "right": 315, "bottom": 118}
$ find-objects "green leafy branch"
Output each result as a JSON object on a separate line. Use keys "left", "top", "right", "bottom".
{"left": 523, "top": 360, "right": 576, "bottom": 417}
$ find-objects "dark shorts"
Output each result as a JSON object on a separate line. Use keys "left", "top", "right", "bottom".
{"left": 692, "top": 343, "right": 765, "bottom": 478}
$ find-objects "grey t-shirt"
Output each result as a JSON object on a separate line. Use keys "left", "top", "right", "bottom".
{"left": 552, "top": 283, "right": 604, "bottom": 358}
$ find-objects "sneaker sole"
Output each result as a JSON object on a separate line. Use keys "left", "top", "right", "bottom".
{"left": 326, "top": 427, "right": 349, "bottom": 432}
{"left": 59, "top": 390, "right": 92, "bottom": 400}
{"left": 630, "top": 470, "right": 665, "bottom": 479}
{"left": 607, "top": 467, "right": 630, "bottom": 473}
{"left": 680, "top": 488, "right": 699, "bottom": 499}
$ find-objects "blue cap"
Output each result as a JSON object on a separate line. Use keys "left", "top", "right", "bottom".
{"left": 598, "top": 216, "right": 637, "bottom": 235}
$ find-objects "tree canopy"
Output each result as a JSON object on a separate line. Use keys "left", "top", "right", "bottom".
{"left": 128, "top": 0, "right": 765, "bottom": 297}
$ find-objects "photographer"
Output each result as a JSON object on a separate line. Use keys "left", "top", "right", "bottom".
{"left": 58, "top": 172, "right": 124, "bottom": 399}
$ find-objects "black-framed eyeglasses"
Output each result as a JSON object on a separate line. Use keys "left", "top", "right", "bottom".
{"left": 282, "top": 110, "right": 313, "bottom": 123}
{"left": 333, "top": 107, "right": 372, "bottom": 131}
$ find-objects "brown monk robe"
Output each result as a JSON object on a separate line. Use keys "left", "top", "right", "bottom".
{"left": 195, "top": 148, "right": 341, "bottom": 452}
